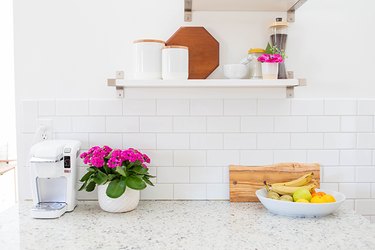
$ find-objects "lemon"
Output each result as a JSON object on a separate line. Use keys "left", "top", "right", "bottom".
{"left": 295, "top": 199, "right": 310, "bottom": 203}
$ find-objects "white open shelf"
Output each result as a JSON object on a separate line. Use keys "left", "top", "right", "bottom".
{"left": 184, "top": 0, "right": 308, "bottom": 22}
{"left": 116, "top": 79, "right": 299, "bottom": 88}
{"left": 107, "top": 78, "right": 305, "bottom": 98}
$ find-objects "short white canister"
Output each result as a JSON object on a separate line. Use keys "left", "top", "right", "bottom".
{"left": 162, "top": 46, "right": 189, "bottom": 80}
{"left": 133, "top": 39, "right": 165, "bottom": 80}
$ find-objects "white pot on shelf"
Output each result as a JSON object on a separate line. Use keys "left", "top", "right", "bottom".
{"left": 261, "top": 62, "right": 279, "bottom": 80}
{"left": 98, "top": 183, "right": 140, "bottom": 213}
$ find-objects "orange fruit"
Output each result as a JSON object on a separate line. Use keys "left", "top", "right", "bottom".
{"left": 312, "top": 191, "right": 326, "bottom": 197}
{"left": 295, "top": 199, "right": 310, "bottom": 203}
{"left": 311, "top": 196, "right": 325, "bottom": 203}
{"left": 321, "top": 194, "right": 336, "bottom": 203}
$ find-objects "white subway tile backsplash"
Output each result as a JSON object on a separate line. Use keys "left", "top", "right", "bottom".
{"left": 341, "top": 116, "right": 373, "bottom": 132}
{"left": 324, "top": 99, "right": 357, "bottom": 115}
{"left": 224, "top": 133, "right": 256, "bottom": 149}
{"left": 372, "top": 184, "right": 375, "bottom": 198}
{"left": 52, "top": 117, "right": 71, "bottom": 133}
{"left": 308, "top": 116, "right": 340, "bottom": 132}
{"left": 21, "top": 100, "right": 38, "bottom": 133}
{"left": 142, "top": 150, "right": 173, "bottom": 167}
{"left": 190, "top": 134, "right": 223, "bottom": 149}
{"left": 77, "top": 185, "right": 98, "bottom": 200}
{"left": 106, "top": 117, "right": 139, "bottom": 133}
{"left": 123, "top": 133, "right": 156, "bottom": 150}
{"left": 174, "top": 184, "right": 206, "bottom": 200}
{"left": 157, "top": 167, "right": 189, "bottom": 184}
{"left": 291, "top": 133, "right": 324, "bottom": 149}
{"left": 141, "top": 184, "right": 174, "bottom": 200}
{"left": 342, "top": 199, "right": 355, "bottom": 210}
{"left": 174, "top": 150, "right": 206, "bottom": 167}
{"left": 224, "top": 99, "right": 257, "bottom": 115}
{"left": 207, "top": 184, "right": 229, "bottom": 200}
{"left": 257, "top": 133, "right": 290, "bottom": 149}
{"left": 307, "top": 150, "right": 339, "bottom": 166}
{"left": 140, "top": 117, "right": 172, "bottom": 132}
{"left": 222, "top": 167, "right": 229, "bottom": 183}
{"left": 291, "top": 99, "right": 324, "bottom": 115}
{"left": 38, "top": 99, "right": 55, "bottom": 116}
{"left": 157, "top": 134, "right": 189, "bottom": 149}
{"left": 207, "top": 117, "right": 240, "bottom": 132}
{"left": 89, "top": 99, "right": 122, "bottom": 116}
{"left": 324, "top": 133, "right": 356, "bottom": 149}
{"left": 323, "top": 167, "right": 355, "bottom": 182}
{"left": 173, "top": 117, "right": 206, "bottom": 132}
{"left": 274, "top": 150, "right": 306, "bottom": 163}
{"left": 339, "top": 183, "right": 371, "bottom": 198}
{"left": 56, "top": 99, "right": 88, "bottom": 116}
{"left": 356, "top": 167, "right": 375, "bottom": 182}
{"left": 207, "top": 150, "right": 239, "bottom": 166}
{"left": 190, "top": 99, "right": 223, "bottom": 116}
{"left": 240, "top": 150, "right": 273, "bottom": 165}
{"left": 274, "top": 117, "right": 307, "bottom": 132}
{"left": 357, "top": 99, "right": 375, "bottom": 115}
{"left": 319, "top": 183, "right": 339, "bottom": 191}
{"left": 89, "top": 133, "right": 122, "bottom": 149}
{"left": 190, "top": 167, "right": 222, "bottom": 183}
{"left": 357, "top": 133, "right": 375, "bottom": 149}
{"left": 157, "top": 99, "right": 189, "bottom": 116}
{"left": 258, "top": 99, "right": 290, "bottom": 115}
{"left": 355, "top": 200, "right": 375, "bottom": 215}
{"left": 123, "top": 99, "right": 156, "bottom": 116}
{"left": 72, "top": 117, "right": 105, "bottom": 132}
{"left": 241, "top": 117, "right": 274, "bottom": 132}
{"left": 340, "top": 150, "right": 372, "bottom": 166}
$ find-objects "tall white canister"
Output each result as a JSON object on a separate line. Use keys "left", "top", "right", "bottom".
{"left": 162, "top": 46, "right": 189, "bottom": 80}
{"left": 133, "top": 39, "right": 165, "bottom": 80}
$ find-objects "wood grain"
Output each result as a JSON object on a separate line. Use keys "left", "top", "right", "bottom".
{"left": 229, "top": 162, "right": 320, "bottom": 202}
{"left": 166, "top": 26, "right": 219, "bottom": 79}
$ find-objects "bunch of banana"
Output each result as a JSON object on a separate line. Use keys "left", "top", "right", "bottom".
{"left": 264, "top": 172, "right": 316, "bottom": 196}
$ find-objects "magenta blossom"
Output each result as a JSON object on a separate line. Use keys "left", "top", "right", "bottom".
{"left": 257, "top": 53, "right": 283, "bottom": 63}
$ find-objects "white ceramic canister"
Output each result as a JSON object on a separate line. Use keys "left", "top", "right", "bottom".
{"left": 133, "top": 39, "right": 165, "bottom": 80}
{"left": 162, "top": 46, "right": 189, "bottom": 80}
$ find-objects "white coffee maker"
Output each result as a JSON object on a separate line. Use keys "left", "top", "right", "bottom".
{"left": 29, "top": 140, "right": 81, "bottom": 219}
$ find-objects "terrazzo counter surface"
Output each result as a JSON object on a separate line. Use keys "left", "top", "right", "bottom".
{"left": 0, "top": 201, "right": 374, "bottom": 250}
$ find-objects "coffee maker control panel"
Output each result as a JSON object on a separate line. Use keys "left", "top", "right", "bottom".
{"left": 64, "top": 156, "right": 71, "bottom": 168}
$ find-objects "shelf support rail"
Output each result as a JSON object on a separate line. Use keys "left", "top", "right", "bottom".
{"left": 107, "top": 71, "right": 125, "bottom": 98}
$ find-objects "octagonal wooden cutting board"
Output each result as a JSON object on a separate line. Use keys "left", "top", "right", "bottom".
{"left": 166, "top": 26, "right": 219, "bottom": 79}
{"left": 230, "top": 162, "right": 320, "bottom": 202}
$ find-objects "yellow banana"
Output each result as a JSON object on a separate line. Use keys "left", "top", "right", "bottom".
{"left": 268, "top": 183, "right": 316, "bottom": 195}
{"left": 271, "top": 172, "right": 314, "bottom": 187}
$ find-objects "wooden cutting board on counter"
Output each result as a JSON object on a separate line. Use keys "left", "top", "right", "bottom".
{"left": 166, "top": 26, "right": 219, "bottom": 79}
{"left": 230, "top": 163, "right": 320, "bottom": 202}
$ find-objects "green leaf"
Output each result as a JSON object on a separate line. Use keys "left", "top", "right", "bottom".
{"left": 107, "top": 174, "right": 117, "bottom": 181}
{"left": 131, "top": 165, "right": 148, "bottom": 174}
{"left": 126, "top": 176, "right": 147, "bottom": 190}
{"left": 78, "top": 181, "right": 87, "bottom": 191}
{"left": 80, "top": 171, "right": 93, "bottom": 182}
{"left": 116, "top": 166, "right": 127, "bottom": 177}
{"left": 103, "top": 165, "right": 111, "bottom": 174}
{"left": 142, "top": 176, "right": 154, "bottom": 186}
{"left": 106, "top": 179, "right": 126, "bottom": 198}
{"left": 88, "top": 167, "right": 97, "bottom": 172}
{"left": 93, "top": 171, "right": 108, "bottom": 185}
{"left": 265, "top": 43, "right": 273, "bottom": 54}
{"left": 85, "top": 181, "right": 96, "bottom": 192}
{"left": 144, "top": 174, "right": 156, "bottom": 178}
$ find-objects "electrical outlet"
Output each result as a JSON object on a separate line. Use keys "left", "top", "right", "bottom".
{"left": 34, "top": 119, "right": 53, "bottom": 143}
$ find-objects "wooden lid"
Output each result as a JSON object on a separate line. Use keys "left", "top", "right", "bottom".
{"left": 133, "top": 39, "right": 165, "bottom": 44}
{"left": 163, "top": 45, "right": 189, "bottom": 50}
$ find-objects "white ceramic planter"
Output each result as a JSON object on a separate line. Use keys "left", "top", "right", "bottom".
{"left": 98, "top": 183, "right": 140, "bottom": 213}
{"left": 261, "top": 62, "right": 279, "bottom": 80}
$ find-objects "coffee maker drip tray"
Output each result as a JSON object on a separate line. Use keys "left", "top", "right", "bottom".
{"left": 31, "top": 202, "right": 67, "bottom": 219}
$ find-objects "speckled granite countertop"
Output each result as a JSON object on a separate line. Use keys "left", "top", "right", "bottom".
{"left": 0, "top": 201, "right": 374, "bottom": 250}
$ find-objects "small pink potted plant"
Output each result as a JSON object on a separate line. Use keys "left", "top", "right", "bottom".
{"left": 257, "top": 43, "right": 285, "bottom": 79}
{"left": 79, "top": 146, "right": 154, "bottom": 213}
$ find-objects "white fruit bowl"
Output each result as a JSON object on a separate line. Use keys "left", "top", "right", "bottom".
{"left": 256, "top": 188, "right": 346, "bottom": 218}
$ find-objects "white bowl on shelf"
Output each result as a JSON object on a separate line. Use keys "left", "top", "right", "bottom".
{"left": 223, "top": 64, "right": 248, "bottom": 79}
{"left": 256, "top": 188, "right": 346, "bottom": 218}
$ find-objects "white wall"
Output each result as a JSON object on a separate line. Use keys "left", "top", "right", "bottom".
{"left": 13, "top": 0, "right": 375, "bottom": 222}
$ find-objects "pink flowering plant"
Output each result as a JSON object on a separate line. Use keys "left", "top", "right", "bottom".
{"left": 257, "top": 43, "right": 285, "bottom": 63}
{"left": 79, "top": 146, "right": 154, "bottom": 198}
